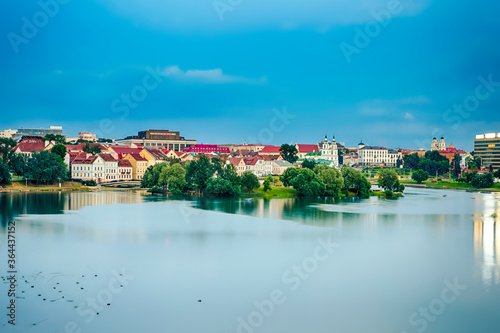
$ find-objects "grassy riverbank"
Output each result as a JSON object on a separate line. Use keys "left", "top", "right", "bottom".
{"left": 0, "top": 181, "right": 89, "bottom": 192}
{"left": 248, "top": 186, "right": 297, "bottom": 198}
{"left": 399, "top": 179, "right": 500, "bottom": 192}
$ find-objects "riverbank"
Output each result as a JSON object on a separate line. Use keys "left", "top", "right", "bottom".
{"left": 0, "top": 181, "right": 89, "bottom": 192}
{"left": 399, "top": 180, "right": 500, "bottom": 192}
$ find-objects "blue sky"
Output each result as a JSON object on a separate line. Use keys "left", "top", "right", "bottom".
{"left": 1, "top": 0, "right": 500, "bottom": 150}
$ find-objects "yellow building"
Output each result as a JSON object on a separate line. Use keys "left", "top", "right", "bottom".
{"left": 140, "top": 148, "right": 167, "bottom": 167}
{"left": 123, "top": 153, "right": 148, "bottom": 180}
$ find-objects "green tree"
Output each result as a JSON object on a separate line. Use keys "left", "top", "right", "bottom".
{"left": 43, "top": 134, "right": 66, "bottom": 144}
{"left": 378, "top": 169, "right": 404, "bottom": 192}
{"left": 206, "top": 177, "right": 241, "bottom": 197}
{"left": 25, "top": 151, "right": 67, "bottom": 185}
{"left": 338, "top": 147, "right": 349, "bottom": 165}
{"left": 159, "top": 163, "right": 187, "bottom": 194}
{"left": 0, "top": 161, "right": 10, "bottom": 185}
{"left": 220, "top": 163, "right": 241, "bottom": 186}
{"left": 341, "top": 166, "right": 372, "bottom": 198}
{"left": 97, "top": 138, "right": 113, "bottom": 143}
{"left": 8, "top": 153, "right": 28, "bottom": 177}
{"left": 403, "top": 153, "right": 420, "bottom": 170}
{"left": 290, "top": 168, "right": 325, "bottom": 196}
{"left": 0, "top": 138, "right": 17, "bottom": 163}
{"left": 141, "top": 163, "right": 167, "bottom": 188}
{"left": 185, "top": 155, "right": 215, "bottom": 194}
{"left": 280, "top": 167, "right": 299, "bottom": 187}
{"left": 164, "top": 156, "right": 181, "bottom": 166}
{"left": 51, "top": 144, "right": 67, "bottom": 162}
{"left": 494, "top": 169, "right": 500, "bottom": 178}
{"left": 464, "top": 171, "right": 478, "bottom": 183}
{"left": 315, "top": 165, "right": 344, "bottom": 197}
{"left": 301, "top": 159, "right": 316, "bottom": 170}
{"left": 452, "top": 154, "right": 461, "bottom": 178}
{"left": 279, "top": 144, "right": 298, "bottom": 164}
{"left": 211, "top": 157, "right": 225, "bottom": 176}
{"left": 411, "top": 169, "right": 429, "bottom": 184}
{"left": 263, "top": 176, "right": 272, "bottom": 192}
{"left": 83, "top": 142, "right": 102, "bottom": 155}
{"left": 241, "top": 171, "right": 260, "bottom": 193}
{"left": 471, "top": 173, "right": 494, "bottom": 189}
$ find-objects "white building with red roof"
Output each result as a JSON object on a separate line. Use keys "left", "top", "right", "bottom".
{"left": 227, "top": 157, "right": 246, "bottom": 175}
{"left": 259, "top": 145, "right": 281, "bottom": 155}
{"left": 99, "top": 154, "right": 118, "bottom": 181}
{"left": 71, "top": 155, "right": 106, "bottom": 182}
{"left": 295, "top": 143, "right": 319, "bottom": 159}
{"left": 118, "top": 160, "right": 133, "bottom": 180}
{"left": 14, "top": 136, "right": 54, "bottom": 158}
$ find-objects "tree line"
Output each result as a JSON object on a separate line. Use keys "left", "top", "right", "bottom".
{"left": 0, "top": 138, "right": 68, "bottom": 185}
{"left": 405, "top": 150, "right": 498, "bottom": 188}
{"left": 142, "top": 154, "right": 406, "bottom": 198}
{"left": 141, "top": 155, "right": 260, "bottom": 196}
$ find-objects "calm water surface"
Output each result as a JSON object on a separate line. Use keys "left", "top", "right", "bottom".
{"left": 0, "top": 188, "right": 499, "bottom": 333}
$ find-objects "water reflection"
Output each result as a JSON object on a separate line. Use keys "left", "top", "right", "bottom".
{"left": 0, "top": 191, "right": 145, "bottom": 227}
{"left": 3, "top": 190, "right": 500, "bottom": 291}
{"left": 474, "top": 193, "right": 500, "bottom": 289}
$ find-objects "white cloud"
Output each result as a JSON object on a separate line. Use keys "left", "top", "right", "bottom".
{"left": 163, "top": 66, "right": 266, "bottom": 84}
{"left": 98, "top": 0, "right": 430, "bottom": 32}
{"left": 357, "top": 96, "right": 429, "bottom": 119}
{"left": 404, "top": 112, "right": 415, "bottom": 120}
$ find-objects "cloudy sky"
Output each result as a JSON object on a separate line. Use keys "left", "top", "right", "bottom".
{"left": 1, "top": 0, "right": 500, "bottom": 150}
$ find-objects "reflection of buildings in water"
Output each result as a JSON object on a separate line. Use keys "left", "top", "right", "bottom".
{"left": 65, "top": 191, "right": 144, "bottom": 211}
{"left": 473, "top": 194, "right": 500, "bottom": 288}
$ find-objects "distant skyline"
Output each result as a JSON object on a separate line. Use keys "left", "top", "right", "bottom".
{"left": 2, "top": 0, "right": 500, "bottom": 151}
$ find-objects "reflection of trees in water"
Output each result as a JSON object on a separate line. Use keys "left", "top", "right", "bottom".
{"left": 191, "top": 196, "right": 378, "bottom": 227}
{"left": 0, "top": 193, "right": 66, "bottom": 227}
{"left": 196, "top": 198, "right": 241, "bottom": 215}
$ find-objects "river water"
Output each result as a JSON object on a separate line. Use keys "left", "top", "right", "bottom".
{"left": 0, "top": 188, "right": 499, "bottom": 333}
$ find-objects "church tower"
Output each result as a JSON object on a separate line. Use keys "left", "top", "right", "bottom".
{"left": 439, "top": 137, "right": 446, "bottom": 151}
{"left": 431, "top": 137, "right": 438, "bottom": 151}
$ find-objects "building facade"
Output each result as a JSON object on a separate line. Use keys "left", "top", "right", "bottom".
{"left": 123, "top": 153, "right": 148, "bottom": 180}
{"left": 71, "top": 155, "right": 106, "bottom": 182}
{"left": 99, "top": 154, "right": 118, "bottom": 181}
{"left": 78, "top": 132, "right": 97, "bottom": 142}
{"left": 0, "top": 129, "right": 17, "bottom": 138}
{"left": 17, "top": 126, "right": 63, "bottom": 138}
{"left": 118, "top": 160, "right": 133, "bottom": 180}
{"left": 358, "top": 145, "right": 402, "bottom": 167}
{"left": 184, "top": 144, "right": 231, "bottom": 154}
{"left": 116, "top": 129, "right": 196, "bottom": 151}
{"left": 474, "top": 133, "right": 500, "bottom": 171}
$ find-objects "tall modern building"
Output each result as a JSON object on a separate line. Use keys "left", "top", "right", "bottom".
{"left": 474, "top": 133, "right": 500, "bottom": 171}
{"left": 116, "top": 129, "right": 196, "bottom": 151}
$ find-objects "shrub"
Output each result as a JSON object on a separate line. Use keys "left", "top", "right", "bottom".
{"left": 411, "top": 170, "right": 429, "bottom": 184}
{"left": 471, "top": 173, "right": 494, "bottom": 189}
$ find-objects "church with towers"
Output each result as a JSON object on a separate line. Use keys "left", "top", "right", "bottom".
{"left": 431, "top": 137, "right": 447, "bottom": 151}
{"left": 317, "top": 135, "right": 339, "bottom": 167}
